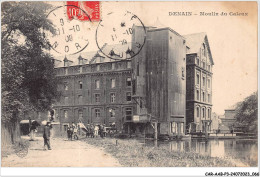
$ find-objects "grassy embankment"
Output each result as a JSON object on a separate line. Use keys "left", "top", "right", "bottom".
{"left": 82, "top": 138, "right": 235, "bottom": 167}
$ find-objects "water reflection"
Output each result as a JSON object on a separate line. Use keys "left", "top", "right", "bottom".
{"left": 144, "top": 139, "right": 258, "bottom": 166}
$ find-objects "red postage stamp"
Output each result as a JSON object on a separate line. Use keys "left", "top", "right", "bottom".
{"left": 66, "top": 1, "right": 100, "bottom": 21}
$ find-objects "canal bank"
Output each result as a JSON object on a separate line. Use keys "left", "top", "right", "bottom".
{"left": 82, "top": 138, "right": 247, "bottom": 167}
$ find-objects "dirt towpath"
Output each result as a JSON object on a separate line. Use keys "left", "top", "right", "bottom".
{"left": 2, "top": 136, "right": 121, "bottom": 167}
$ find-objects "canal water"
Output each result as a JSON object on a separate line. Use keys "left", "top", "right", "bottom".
{"left": 143, "top": 139, "right": 258, "bottom": 166}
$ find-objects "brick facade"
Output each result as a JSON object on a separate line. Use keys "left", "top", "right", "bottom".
{"left": 53, "top": 60, "right": 134, "bottom": 132}
{"left": 185, "top": 33, "right": 214, "bottom": 133}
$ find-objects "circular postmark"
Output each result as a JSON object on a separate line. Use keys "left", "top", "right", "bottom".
{"left": 15, "top": 142, "right": 29, "bottom": 158}
{"left": 95, "top": 11, "right": 146, "bottom": 60}
{"left": 46, "top": 5, "right": 92, "bottom": 55}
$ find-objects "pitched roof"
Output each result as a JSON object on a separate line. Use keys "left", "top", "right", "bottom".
{"left": 184, "top": 32, "right": 206, "bottom": 54}
{"left": 184, "top": 32, "right": 214, "bottom": 65}
{"left": 54, "top": 43, "right": 132, "bottom": 68}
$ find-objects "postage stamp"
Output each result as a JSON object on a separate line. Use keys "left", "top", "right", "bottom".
{"left": 66, "top": 1, "right": 100, "bottom": 21}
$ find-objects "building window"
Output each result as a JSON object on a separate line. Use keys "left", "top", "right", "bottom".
{"left": 110, "top": 93, "right": 115, "bottom": 103}
{"left": 111, "top": 78, "right": 116, "bottom": 88}
{"left": 79, "top": 66, "right": 83, "bottom": 73}
{"left": 79, "top": 81, "right": 83, "bottom": 89}
{"left": 64, "top": 97, "right": 68, "bottom": 105}
{"left": 171, "top": 122, "right": 177, "bottom": 133}
{"left": 203, "top": 77, "right": 205, "bottom": 87}
{"left": 208, "top": 94, "right": 211, "bottom": 103}
{"left": 196, "top": 90, "right": 200, "bottom": 100}
{"left": 208, "top": 65, "right": 211, "bottom": 71}
{"left": 112, "top": 63, "right": 115, "bottom": 70}
{"left": 95, "top": 80, "right": 100, "bottom": 89}
{"left": 202, "top": 92, "right": 205, "bottom": 102}
{"left": 126, "top": 92, "right": 132, "bottom": 102}
{"left": 196, "top": 58, "right": 200, "bottom": 65}
{"left": 79, "top": 110, "right": 83, "bottom": 120}
{"left": 109, "top": 108, "right": 115, "bottom": 118}
{"left": 208, "top": 109, "right": 211, "bottom": 119}
{"left": 203, "top": 61, "right": 206, "bottom": 69}
{"left": 65, "top": 68, "right": 68, "bottom": 75}
{"left": 196, "top": 107, "right": 200, "bottom": 117}
{"left": 125, "top": 108, "right": 132, "bottom": 121}
{"left": 95, "top": 109, "right": 101, "bottom": 118}
{"left": 95, "top": 94, "right": 100, "bottom": 103}
{"left": 64, "top": 110, "right": 68, "bottom": 119}
{"left": 96, "top": 65, "right": 100, "bottom": 71}
{"left": 127, "top": 61, "right": 131, "bottom": 68}
{"left": 64, "top": 82, "right": 68, "bottom": 90}
{"left": 202, "top": 108, "right": 205, "bottom": 118}
{"left": 208, "top": 79, "right": 210, "bottom": 88}
{"left": 126, "top": 77, "right": 132, "bottom": 87}
{"left": 78, "top": 95, "right": 83, "bottom": 104}
{"left": 196, "top": 73, "right": 200, "bottom": 85}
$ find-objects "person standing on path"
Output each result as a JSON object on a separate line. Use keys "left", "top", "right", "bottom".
{"left": 94, "top": 125, "right": 99, "bottom": 138}
{"left": 43, "top": 122, "right": 52, "bottom": 150}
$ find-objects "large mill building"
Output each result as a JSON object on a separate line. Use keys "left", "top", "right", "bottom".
{"left": 51, "top": 25, "right": 214, "bottom": 136}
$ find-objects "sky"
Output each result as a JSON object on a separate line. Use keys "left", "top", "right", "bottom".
{"left": 48, "top": 1, "right": 258, "bottom": 115}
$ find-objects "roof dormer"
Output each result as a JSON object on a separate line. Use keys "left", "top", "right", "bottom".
{"left": 78, "top": 55, "right": 88, "bottom": 65}
{"left": 64, "top": 56, "right": 73, "bottom": 67}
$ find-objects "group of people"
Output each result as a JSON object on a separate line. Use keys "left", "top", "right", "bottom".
{"left": 66, "top": 123, "right": 106, "bottom": 140}
{"left": 66, "top": 122, "right": 79, "bottom": 140}
{"left": 85, "top": 124, "right": 106, "bottom": 138}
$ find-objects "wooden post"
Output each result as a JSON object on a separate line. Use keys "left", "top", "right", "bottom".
{"left": 154, "top": 122, "right": 158, "bottom": 140}
{"left": 205, "top": 122, "right": 209, "bottom": 139}
{"left": 144, "top": 125, "right": 146, "bottom": 144}
{"left": 154, "top": 139, "right": 158, "bottom": 147}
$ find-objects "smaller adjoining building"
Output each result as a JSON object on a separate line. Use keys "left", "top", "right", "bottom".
{"left": 185, "top": 33, "right": 214, "bottom": 134}
{"left": 219, "top": 108, "right": 236, "bottom": 133}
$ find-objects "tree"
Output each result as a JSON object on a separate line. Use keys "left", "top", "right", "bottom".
{"left": 1, "top": 2, "right": 60, "bottom": 145}
{"left": 234, "top": 92, "right": 258, "bottom": 133}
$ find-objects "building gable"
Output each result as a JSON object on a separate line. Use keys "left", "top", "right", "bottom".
{"left": 184, "top": 33, "right": 214, "bottom": 65}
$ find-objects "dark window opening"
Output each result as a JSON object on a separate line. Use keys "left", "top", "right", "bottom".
{"left": 126, "top": 92, "right": 132, "bottom": 102}
{"left": 126, "top": 108, "right": 132, "bottom": 121}
{"left": 79, "top": 81, "right": 83, "bottom": 89}
{"left": 126, "top": 77, "right": 132, "bottom": 87}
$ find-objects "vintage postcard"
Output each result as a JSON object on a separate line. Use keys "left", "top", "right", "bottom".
{"left": 1, "top": 0, "right": 259, "bottom": 176}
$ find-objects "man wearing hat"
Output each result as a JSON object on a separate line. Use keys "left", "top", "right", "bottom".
{"left": 43, "top": 121, "right": 52, "bottom": 150}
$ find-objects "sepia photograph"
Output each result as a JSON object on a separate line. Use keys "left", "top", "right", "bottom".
{"left": 1, "top": 1, "right": 259, "bottom": 175}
